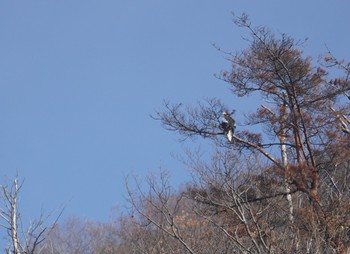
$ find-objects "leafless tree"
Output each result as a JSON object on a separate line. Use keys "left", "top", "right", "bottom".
{"left": 124, "top": 170, "right": 196, "bottom": 253}
{"left": 123, "top": 168, "right": 257, "bottom": 254}
{"left": 41, "top": 216, "right": 120, "bottom": 254}
{"left": 0, "top": 176, "right": 62, "bottom": 254}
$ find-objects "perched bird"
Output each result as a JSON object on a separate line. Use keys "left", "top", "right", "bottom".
{"left": 223, "top": 111, "right": 236, "bottom": 131}
{"left": 220, "top": 111, "right": 236, "bottom": 143}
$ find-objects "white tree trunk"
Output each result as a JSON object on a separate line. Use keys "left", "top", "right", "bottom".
{"left": 10, "top": 179, "right": 21, "bottom": 254}
{"left": 281, "top": 140, "right": 294, "bottom": 223}
{"left": 280, "top": 94, "right": 294, "bottom": 223}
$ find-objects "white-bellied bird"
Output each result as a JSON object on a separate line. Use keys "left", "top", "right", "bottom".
{"left": 220, "top": 111, "right": 236, "bottom": 143}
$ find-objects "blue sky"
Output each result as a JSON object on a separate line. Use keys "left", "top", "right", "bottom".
{"left": 0, "top": 1, "right": 349, "bottom": 224}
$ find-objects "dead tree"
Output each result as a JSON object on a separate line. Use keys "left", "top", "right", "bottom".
{"left": 0, "top": 176, "right": 62, "bottom": 254}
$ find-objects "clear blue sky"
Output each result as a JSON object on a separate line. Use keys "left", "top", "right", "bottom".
{"left": 0, "top": 1, "right": 349, "bottom": 224}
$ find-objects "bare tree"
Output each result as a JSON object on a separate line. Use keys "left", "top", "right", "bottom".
{"left": 125, "top": 170, "right": 196, "bottom": 254}
{"left": 123, "top": 168, "right": 253, "bottom": 254}
{"left": 41, "top": 216, "right": 120, "bottom": 254}
{"left": 0, "top": 176, "right": 62, "bottom": 254}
